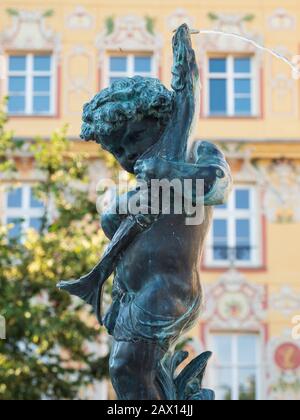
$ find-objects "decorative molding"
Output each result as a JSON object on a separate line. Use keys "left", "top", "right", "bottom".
{"left": 0, "top": 10, "right": 61, "bottom": 56}
{"left": 257, "top": 159, "right": 300, "bottom": 223}
{"left": 267, "top": 46, "right": 298, "bottom": 118}
{"left": 208, "top": 12, "right": 255, "bottom": 25}
{"left": 96, "top": 15, "right": 163, "bottom": 60}
{"left": 198, "top": 13, "right": 262, "bottom": 61}
{"left": 66, "top": 6, "right": 95, "bottom": 30}
{"left": 270, "top": 287, "right": 300, "bottom": 317}
{"left": 217, "top": 143, "right": 259, "bottom": 183}
{"left": 65, "top": 45, "right": 94, "bottom": 116}
{"left": 167, "top": 9, "right": 194, "bottom": 32}
{"left": 267, "top": 331, "right": 300, "bottom": 400}
{"left": 96, "top": 15, "right": 163, "bottom": 87}
{"left": 202, "top": 268, "right": 266, "bottom": 330}
{"left": 270, "top": 74, "right": 296, "bottom": 116}
{"left": 268, "top": 8, "right": 296, "bottom": 31}
{"left": 235, "top": 159, "right": 259, "bottom": 184}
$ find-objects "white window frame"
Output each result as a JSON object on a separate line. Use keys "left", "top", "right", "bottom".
{"left": 205, "top": 185, "right": 261, "bottom": 268}
{"left": 105, "top": 53, "right": 156, "bottom": 87}
{"left": 3, "top": 184, "right": 45, "bottom": 234}
{"left": 7, "top": 53, "right": 56, "bottom": 116}
{"left": 206, "top": 55, "right": 258, "bottom": 117}
{"left": 209, "top": 332, "right": 262, "bottom": 401}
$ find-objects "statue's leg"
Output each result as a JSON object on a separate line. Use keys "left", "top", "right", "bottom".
{"left": 108, "top": 279, "right": 202, "bottom": 400}
{"left": 109, "top": 339, "right": 166, "bottom": 400}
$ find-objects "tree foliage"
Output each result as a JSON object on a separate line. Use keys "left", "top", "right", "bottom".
{"left": 0, "top": 107, "right": 111, "bottom": 400}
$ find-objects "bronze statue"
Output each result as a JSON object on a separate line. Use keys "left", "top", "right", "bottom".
{"left": 58, "top": 24, "right": 232, "bottom": 400}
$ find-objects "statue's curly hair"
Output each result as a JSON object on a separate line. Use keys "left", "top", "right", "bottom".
{"left": 80, "top": 76, "right": 174, "bottom": 144}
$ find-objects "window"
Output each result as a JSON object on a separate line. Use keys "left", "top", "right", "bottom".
{"left": 206, "top": 186, "right": 261, "bottom": 268}
{"left": 208, "top": 56, "right": 256, "bottom": 117}
{"left": 8, "top": 54, "right": 55, "bottom": 116}
{"left": 211, "top": 333, "right": 261, "bottom": 400}
{"left": 4, "top": 185, "right": 44, "bottom": 239}
{"left": 107, "top": 54, "right": 154, "bottom": 86}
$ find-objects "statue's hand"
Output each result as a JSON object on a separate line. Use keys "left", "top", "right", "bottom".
{"left": 134, "top": 157, "right": 172, "bottom": 181}
{"left": 171, "top": 24, "right": 198, "bottom": 92}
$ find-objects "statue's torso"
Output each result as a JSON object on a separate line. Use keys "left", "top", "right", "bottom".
{"left": 115, "top": 207, "right": 213, "bottom": 300}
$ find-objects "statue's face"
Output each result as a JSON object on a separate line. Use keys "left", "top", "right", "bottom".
{"left": 101, "top": 117, "right": 163, "bottom": 173}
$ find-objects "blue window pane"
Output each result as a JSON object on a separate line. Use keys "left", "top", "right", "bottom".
{"left": 214, "top": 219, "right": 228, "bottom": 238}
{"left": 34, "top": 77, "right": 50, "bottom": 93}
{"left": 29, "top": 218, "right": 43, "bottom": 232}
{"left": 8, "top": 96, "right": 25, "bottom": 114}
{"left": 217, "top": 203, "right": 227, "bottom": 209}
{"left": 236, "top": 219, "right": 250, "bottom": 239}
{"left": 110, "top": 57, "right": 127, "bottom": 72}
{"left": 7, "top": 218, "right": 22, "bottom": 240}
{"left": 30, "top": 189, "right": 44, "bottom": 209}
{"left": 236, "top": 219, "right": 251, "bottom": 261}
{"left": 213, "top": 335, "right": 232, "bottom": 365}
{"left": 9, "top": 56, "right": 26, "bottom": 71}
{"left": 7, "top": 188, "right": 23, "bottom": 208}
{"left": 213, "top": 219, "right": 228, "bottom": 260}
{"left": 209, "top": 58, "right": 226, "bottom": 73}
{"left": 234, "top": 58, "right": 251, "bottom": 73}
{"left": 33, "top": 96, "right": 50, "bottom": 113}
{"left": 235, "top": 98, "right": 251, "bottom": 115}
{"left": 134, "top": 56, "right": 151, "bottom": 73}
{"left": 34, "top": 56, "right": 51, "bottom": 71}
{"left": 210, "top": 79, "right": 227, "bottom": 115}
{"left": 238, "top": 335, "right": 257, "bottom": 365}
{"left": 9, "top": 77, "right": 26, "bottom": 93}
{"left": 234, "top": 79, "right": 251, "bottom": 94}
{"left": 236, "top": 189, "right": 250, "bottom": 209}
{"left": 236, "top": 248, "right": 251, "bottom": 261}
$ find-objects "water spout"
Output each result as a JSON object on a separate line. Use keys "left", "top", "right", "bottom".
{"left": 189, "top": 29, "right": 300, "bottom": 79}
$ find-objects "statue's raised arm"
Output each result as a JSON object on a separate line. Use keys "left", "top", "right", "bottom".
{"left": 171, "top": 24, "right": 200, "bottom": 122}
{"left": 143, "top": 24, "right": 200, "bottom": 163}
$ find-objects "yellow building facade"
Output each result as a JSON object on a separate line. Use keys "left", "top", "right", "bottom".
{"left": 0, "top": 0, "right": 300, "bottom": 400}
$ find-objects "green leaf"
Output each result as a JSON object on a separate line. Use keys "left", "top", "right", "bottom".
{"left": 145, "top": 16, "right": 155, "bottom": 35}
{"left": 243, "top": 14, "right": 255, "bottom": 22}
{"left": 207, "top": 12, "right": 219, "bottom": 21}
{"left": 6, "top": 8, "right": 19, "bottom": 17}
{"left": 105, "top": 16, "right": 114, "bottom": 35}
{"left": 43, "top": 9, "right": 54, "bottom": 18}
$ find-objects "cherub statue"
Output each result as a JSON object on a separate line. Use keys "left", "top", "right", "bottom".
{"left": 58, "top": 25, "right": 232, "bottom": 400}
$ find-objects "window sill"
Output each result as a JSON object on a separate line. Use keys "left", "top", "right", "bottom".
{"left": 203, "top": 115, "right": 261, "bottom": 120}
{"left": 8, "top": 114, "right": 59, "bottom": 119}
{"left": 202, "top": 264, "right": 267, "bottom": 273}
